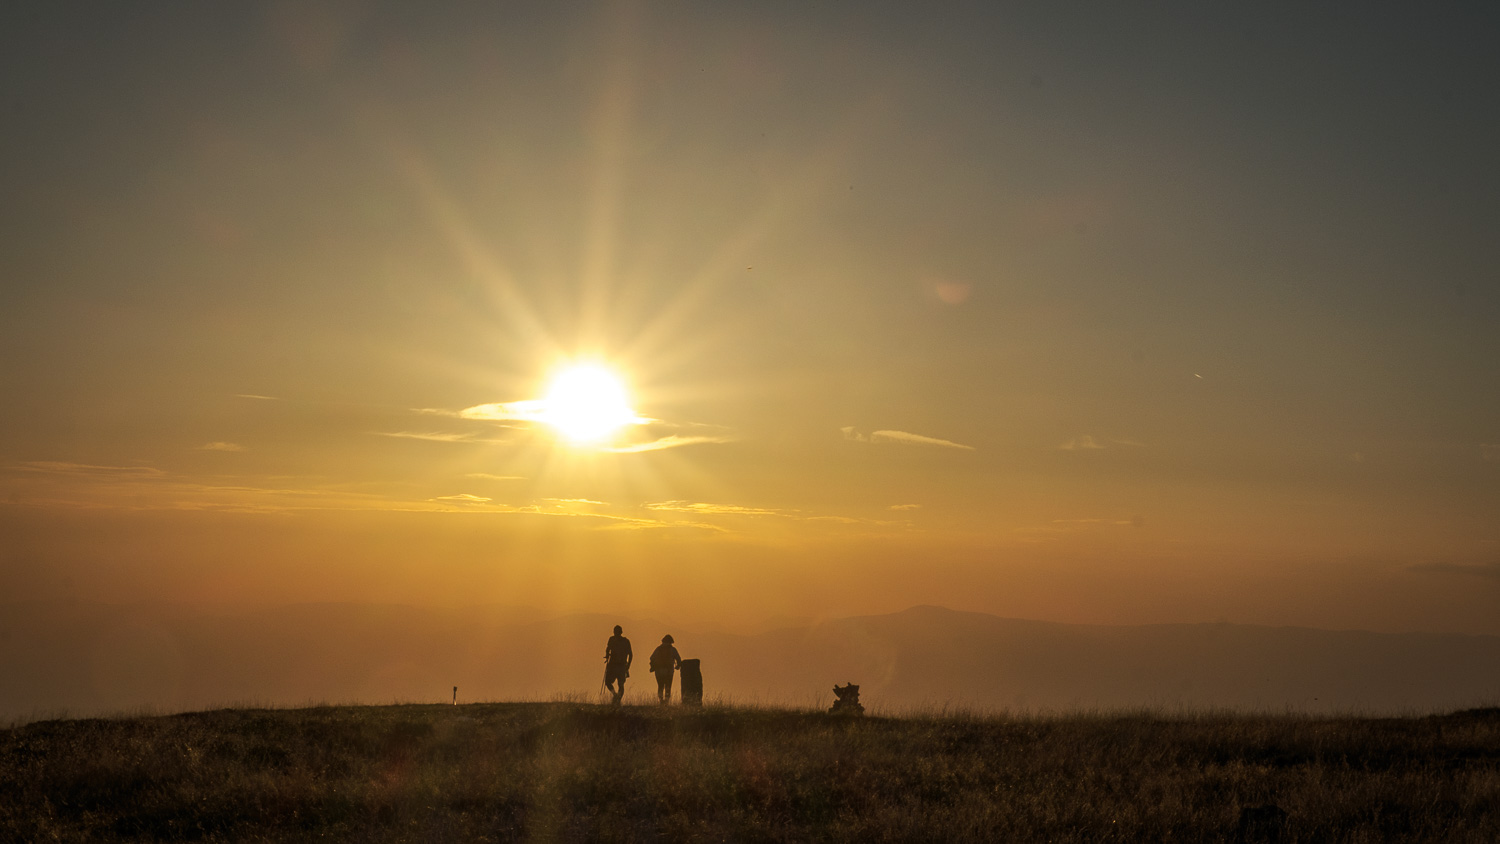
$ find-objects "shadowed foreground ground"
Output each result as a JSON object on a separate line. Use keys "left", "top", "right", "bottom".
{"left": 3, "top": 702, "right": 1498, "bottom": 842}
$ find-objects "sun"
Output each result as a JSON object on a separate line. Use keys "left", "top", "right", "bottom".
{"left": 540, "top": 364, "right": 640, "bottom": 445}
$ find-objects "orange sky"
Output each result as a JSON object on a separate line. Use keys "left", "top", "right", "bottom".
{"left": 2, "top": 2, "right": 1497, "bottom": 634}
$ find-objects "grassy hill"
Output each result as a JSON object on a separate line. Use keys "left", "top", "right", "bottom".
{"left": 4, "top": 701, "right": 1499, "bottom": 842}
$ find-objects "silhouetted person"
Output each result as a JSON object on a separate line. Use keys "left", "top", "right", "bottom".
{"left": 604, "top": 624, "right": 632, "bottom": 703}
{"left": 649, "top": 634, "right": 681, "bottom": 703}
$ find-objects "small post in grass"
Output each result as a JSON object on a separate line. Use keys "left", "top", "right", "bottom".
{"left": 452, "top": 686, "right": 457, "bottom": 705}
{"left": 680, "top": 659, "right": 703, "bottom": 706}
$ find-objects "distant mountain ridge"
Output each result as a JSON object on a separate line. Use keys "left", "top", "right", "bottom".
{"left": 3, "top": 602, "right": 1498, "bottom": 721}
{"left": 785, "top": 605, "right": 1500, "bottom": 713}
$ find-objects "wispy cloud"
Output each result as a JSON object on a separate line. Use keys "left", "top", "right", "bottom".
{"left": 407, "top": 407, "right": 524, "bottom": 429}
{"left": 841, "top": 427, "right": 974, "bottom": 450}
{"left": 1059, "top": 435, "right": 1144, "bottom": 451}
{"left": 466, "top": 473, "right": 525, "bottom": 481}
{"left": 453, "top": 401, "right": 549, "bottom": 422}
{"left": 638, "top": 501, "right": 898, "bottom": 531}
{"left": 6, "top": 462, "right": 908, "bottom": 537}
{"left": 373, "top": 431, "right": 502, "bottom": 443}
{"left": 235, "top": 394, "right": 281, "bottom": 401}
{"left": 644, "top": 501, "right": 782, "bottom": 516}
{"left": 6, "top": 464, "right": 663, "bottom": 523}
{"left": 888, "top": 503, "right": 922, "bottom": 511}
{"left": 196, "top": 442, "right": 244, "bottom": 452}
{"left": 872, "top": 430, "right": 974, "bottom": 450}
{"left": 14, "top": 461, "right": 164, "bottom": 477}
{"left": 604, "top": 434, "right": 736, "bottom": 453}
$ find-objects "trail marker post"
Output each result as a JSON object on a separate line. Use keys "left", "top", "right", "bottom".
{"left": 680, "top": 659, "right": 703, "bottom": 706}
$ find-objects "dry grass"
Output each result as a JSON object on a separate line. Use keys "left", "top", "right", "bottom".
{"left": 2, "top": 701, "right": 1498, "bottom": 842}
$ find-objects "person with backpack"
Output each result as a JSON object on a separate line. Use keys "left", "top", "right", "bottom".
{"left": 648, "top": 634, "right": 682, "bottom": 703}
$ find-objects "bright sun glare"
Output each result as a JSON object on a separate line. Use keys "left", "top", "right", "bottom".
{"left": 541, "top": 364, "right": 639, "bottom": 445}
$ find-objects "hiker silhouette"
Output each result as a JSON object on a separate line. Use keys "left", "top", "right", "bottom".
{"left": 649, "top": 634, "right": 682, "bottom": 703}
{"left": 603, "top": 625, "right": 631, "bottom": 703}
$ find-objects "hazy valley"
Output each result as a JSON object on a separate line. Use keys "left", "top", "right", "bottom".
{"left": 5, "top": 603, "right": 1498, "bottom": 722}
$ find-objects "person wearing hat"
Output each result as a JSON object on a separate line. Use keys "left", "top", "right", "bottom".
{"left": 648, "top": 634, "right": 682, "bottom": 704}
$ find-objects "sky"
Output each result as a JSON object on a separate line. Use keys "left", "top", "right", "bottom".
{"left": 2, "top": 1, "right": 1498, "bottom": 634}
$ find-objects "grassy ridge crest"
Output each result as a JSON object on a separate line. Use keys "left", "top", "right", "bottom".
{"left": 4, "top": 700, "right": 1499, "bottom": 842}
